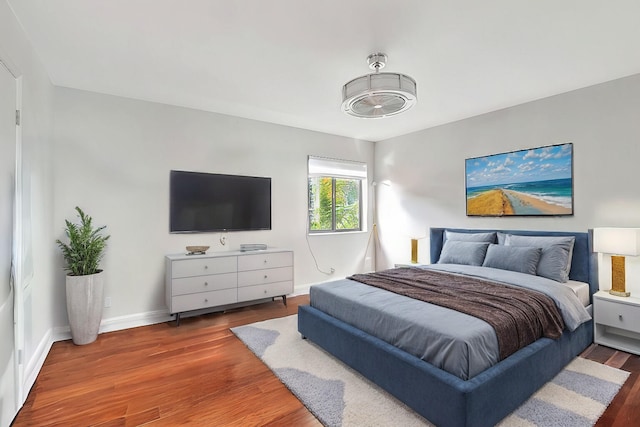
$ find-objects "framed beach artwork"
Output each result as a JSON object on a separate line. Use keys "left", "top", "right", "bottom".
{"left": 465, "top": 143, "right": 573, "bottom": 216}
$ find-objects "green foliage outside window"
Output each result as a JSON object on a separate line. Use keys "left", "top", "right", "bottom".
{"left": 309, "top": 176, "right": 361, "bottom": 232}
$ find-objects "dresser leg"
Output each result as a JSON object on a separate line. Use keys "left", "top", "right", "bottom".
{"left": 175, "top": 313, "right": 181, "bottom": 327}
{"left": 282, "top": 295, "right": 287, "bottom": 306}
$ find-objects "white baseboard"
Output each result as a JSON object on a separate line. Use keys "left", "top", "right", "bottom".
{"left": 51, "top": 291, "right": 315, "bottom": 342}
{"left": 292, "top": 284, "right": 311, "bottom": 296}
{"left": 293, "top": 279, "right": 339, "bottom": 296}
{"left": 53, "top": 309, "right": 174, "bottom": 342}
{"left": 99, "top": 309, "right": 173, "bottom": 333}
{"left": 22, "top": 328, "right": 54, "bottom": 404}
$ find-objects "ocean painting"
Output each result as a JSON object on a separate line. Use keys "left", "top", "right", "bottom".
{"left": 466, "top": 143, "right": 573, "bottom": 216}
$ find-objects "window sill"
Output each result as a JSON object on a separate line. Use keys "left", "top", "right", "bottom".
{"left": 308, "top": 230, "right": 368, "bottom": 236}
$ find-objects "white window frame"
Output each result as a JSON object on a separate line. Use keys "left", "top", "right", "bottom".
{"left": 308, "top": 156, "right": 367, "bottom": 234}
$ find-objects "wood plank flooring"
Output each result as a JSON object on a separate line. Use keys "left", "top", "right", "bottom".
{"left": 12, "top": 295, "right": 640, "bottom": 426}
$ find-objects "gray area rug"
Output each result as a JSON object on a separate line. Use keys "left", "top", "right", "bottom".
{"left": 231, "top": 315, "right": 629, "bottom": 427}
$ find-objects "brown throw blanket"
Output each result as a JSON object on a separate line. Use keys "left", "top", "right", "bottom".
{"left": 348, "top": 267, "right": 564, "bottom": 360}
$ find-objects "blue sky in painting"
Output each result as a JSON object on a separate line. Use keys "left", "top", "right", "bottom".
{"left": 466, "top": 143, "right": 572, "bottom": 188}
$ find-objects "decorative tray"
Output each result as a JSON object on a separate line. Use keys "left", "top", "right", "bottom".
{"left": 186, "top": 245, "right": 209, "bottom": 255}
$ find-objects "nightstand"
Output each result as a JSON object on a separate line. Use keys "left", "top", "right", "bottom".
{"left": 593, "top": 290, "right": 640, "bottom": 355}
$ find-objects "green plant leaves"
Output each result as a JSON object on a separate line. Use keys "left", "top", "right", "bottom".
{"left": 56, "top": 206, "right": 110, "bottom": 276}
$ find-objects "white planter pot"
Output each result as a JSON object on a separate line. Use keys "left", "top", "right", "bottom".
{"left": 66, "top": 271, "right": 104, "bottom": 345}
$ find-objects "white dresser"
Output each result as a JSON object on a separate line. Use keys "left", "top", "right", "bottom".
{"left": 166, "top": 249, "right": 294, "bottom": 324}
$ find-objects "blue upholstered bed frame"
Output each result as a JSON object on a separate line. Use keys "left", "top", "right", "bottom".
{"left": 298, "top": 228, "right": 597, "bottom": 427}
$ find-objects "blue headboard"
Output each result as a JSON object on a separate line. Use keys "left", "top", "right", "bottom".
{"left": 429, "top": 228, "right": 598, "bottom": 300}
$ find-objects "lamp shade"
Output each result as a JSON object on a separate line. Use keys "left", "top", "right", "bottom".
{"left": 593, "top": 228, "right": 640, "bottom": 256}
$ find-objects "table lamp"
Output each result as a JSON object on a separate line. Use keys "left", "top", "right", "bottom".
{"left": 411, "top": 238, "right": 418, "bottom": 263}
{"left": 593, "top": 228, "right": 640, "bottom": 297}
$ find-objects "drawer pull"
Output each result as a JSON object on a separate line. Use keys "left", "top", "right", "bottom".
{"left": 264, "top": 259, "right": 268, "bottom": 263}
{"left": 204, "top": 298, "right": 208, "bottom": 303}
{"left": 204, "top": 265, "right": 208, "bottom": 269}
{"left": 264, "top": 275, "right": 268, "bottom": 279}
{"left": 619, "top": 314, "right": 623, "bottom": 321}
{"left": 204, "top": 282, "right": 208, "bottom": 286}
{"left": 264, "top": 290, "right": 267, "bottom": 294}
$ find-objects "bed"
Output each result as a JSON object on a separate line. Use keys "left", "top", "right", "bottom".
{"left": 298, "top": 228, "right": 598, "bottom": 427}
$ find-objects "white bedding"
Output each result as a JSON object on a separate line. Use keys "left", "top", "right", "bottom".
{"left": 565, "top": 280, "right": 590, "bottom": 307}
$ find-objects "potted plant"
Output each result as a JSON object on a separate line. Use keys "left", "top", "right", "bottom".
{"left": 56, "top": 207, "right": 110, "bottom": 345}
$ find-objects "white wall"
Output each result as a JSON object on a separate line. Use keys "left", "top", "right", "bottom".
{"left": 1, "top": 0, "right": 55, "bottom": 404}
{"left": 52, "top": 87, "right": 375, "bottom": 325}
{"left": 375, "top": 73, "right": 640, "bottom": 294}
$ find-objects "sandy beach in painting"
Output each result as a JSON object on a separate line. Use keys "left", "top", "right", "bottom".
{"left": 467, "top": 188, "right": 571, "bottom": 216}
{"left": 503, "top": 189, "right": 571, "bottom": 215}
{"left": 466, "top": 189, "right": 514, "bottom": 216}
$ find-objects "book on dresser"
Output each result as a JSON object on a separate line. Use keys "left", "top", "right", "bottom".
{"left": 165, "top": 249, "right": 294, "bottom": 325}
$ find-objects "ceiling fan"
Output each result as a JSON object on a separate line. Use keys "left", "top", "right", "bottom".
{"left": 341, "top": 53, "right": 417, "bottom": 119}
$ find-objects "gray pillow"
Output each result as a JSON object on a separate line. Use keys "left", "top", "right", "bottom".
{"left": 444, "top": 230, "right": 497, "bottom": 243}
{"left": 504, "top": 235, "right": 575, "bottom": 282}
{"left": 438, "top": 241, "right": 490, "bottom": 266}
{"left": 496, "top": 232, "right": 507, "bottom": 245}
{"left": 482, "top": 244, "right": 542, "bottom": 275}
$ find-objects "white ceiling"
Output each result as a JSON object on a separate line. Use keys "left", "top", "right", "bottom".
{"left": 8, "top": 0, "right": 640, "bottom": 141}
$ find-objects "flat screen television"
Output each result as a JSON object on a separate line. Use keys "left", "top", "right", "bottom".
{"left": 170, "top": 170, "right": 271, "bottom": 233}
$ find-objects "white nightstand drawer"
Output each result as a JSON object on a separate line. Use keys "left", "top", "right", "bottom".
{"left": 238, "top": 281, "right": 293, "bottom": 302}
{"left": 171, "top": 288, "right": 237, "bottom": 313}
{"left": 172, "top": 272, "right": 237, "bottom": 296}
{"left": 595, "top": 298, "right": 640, "bottom": 334}
{"left": 237, "top": 266, "right": 293, "bottom": 287}
{"left": 238, "top": 252, "right": 293, "bottom": 271}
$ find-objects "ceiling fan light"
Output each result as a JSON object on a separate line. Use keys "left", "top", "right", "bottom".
{"left": 341, "top": 54, "right": 417, "bottom": 119}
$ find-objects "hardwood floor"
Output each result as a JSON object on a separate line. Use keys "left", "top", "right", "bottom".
{"left": 12, "top": 295, "right": 640, "bottom": 426}
{"left": 13, "top": 296, "right": 321, "bottom": 427}
{"left": 585, "top": 344, "right": 640, "bottom": 426}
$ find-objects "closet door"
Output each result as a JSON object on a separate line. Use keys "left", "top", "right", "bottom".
{"left": 0, "top": 61, "right": 18, "bottom": 426}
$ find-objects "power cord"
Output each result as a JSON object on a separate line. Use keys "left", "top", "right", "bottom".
{"left": 305, "top": 176, "right": 335, "bottom": 274}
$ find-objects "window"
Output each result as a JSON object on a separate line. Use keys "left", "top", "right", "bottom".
{"left": 308, "top": 156, "right": 366, "bottom": 233}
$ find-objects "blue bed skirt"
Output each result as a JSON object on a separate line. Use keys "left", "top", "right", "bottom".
{"left": 298, "top": 304, "right": 593, "bottom": 427}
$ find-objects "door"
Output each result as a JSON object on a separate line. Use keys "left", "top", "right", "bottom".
{"left": 0, "top": 60, "right": 18, "bottom": 427}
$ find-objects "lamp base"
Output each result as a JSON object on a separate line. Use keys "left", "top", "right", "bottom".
{"left": 610, "top": 255, "right": 630, "bottom": 297}
{"left": 609, "top": 289, "right": 631, "bottom": 297}
{"left": 411, "top": 239, "right": 418, "bottom": 264}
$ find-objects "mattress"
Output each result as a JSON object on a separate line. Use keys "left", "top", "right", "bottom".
{"left": 310, "top": 264, "right": 591, "bottom": 380}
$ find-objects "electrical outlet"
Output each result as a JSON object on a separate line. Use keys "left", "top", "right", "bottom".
{"left": 104, "top": 297, "right": 112, "bottom": 308}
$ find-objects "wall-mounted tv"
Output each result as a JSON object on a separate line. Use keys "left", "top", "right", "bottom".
{"left": 170, "top": 170, "right": 272, "bottom": 233}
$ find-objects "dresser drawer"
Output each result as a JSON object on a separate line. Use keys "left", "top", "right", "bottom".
{"left": 171, "top": 256, "right": 237, "bottom": 278}
{"left": 238, "top": 266, "right": 293, "bottom": 287}
{"left": 170, "top": 288, "right": 237, "bottom": 313}
{"left": 172, "top": 272, "right": 237, "bottom": 296}
{"left": 238, "top": 281, "right": 293, "bottom": 302}
{"left": 238, "top": 251, "right": 293, "bottom": 271}
{"left": 595, "top": 298, "right": 640, "bottom": 334}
